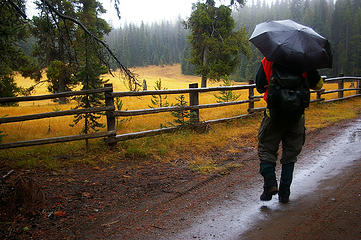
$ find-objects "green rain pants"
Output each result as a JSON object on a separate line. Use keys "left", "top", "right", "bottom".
{"left": 258, "top": 112, "right": 306, "bottom": 165}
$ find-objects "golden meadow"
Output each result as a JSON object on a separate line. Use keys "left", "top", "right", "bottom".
{"left": 1, "top": 64, "right": 361, "bottom": 169}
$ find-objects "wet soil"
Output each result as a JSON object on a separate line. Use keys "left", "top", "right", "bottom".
{"left": 1, "top": 115, "right": 360, "bottom": 240}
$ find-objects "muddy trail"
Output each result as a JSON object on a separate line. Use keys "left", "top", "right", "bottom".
{"left": 167, "top": 117, "right": 361, "bottom": 240}
{"left": 1, "top": 116, "right": 360, "bottom": 240}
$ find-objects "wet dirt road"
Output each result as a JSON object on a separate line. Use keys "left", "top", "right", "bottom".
{"left": 167, "top": 118, "right": 361, "bottom": 240}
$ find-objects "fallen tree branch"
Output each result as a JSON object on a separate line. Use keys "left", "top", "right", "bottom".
{"left": 1, "top": 170, "right": 14, "bottom": 181}
{"left": 101, "top": 219, "right": 120, "bottom": 227}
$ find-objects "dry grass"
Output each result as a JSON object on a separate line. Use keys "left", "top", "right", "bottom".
{"left": 2, "top": 64, "right": 361, "bottom": 170}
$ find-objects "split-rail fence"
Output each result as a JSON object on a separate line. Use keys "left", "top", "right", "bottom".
{"left": 0, "top": 76, "right": 360, "bottom": 150}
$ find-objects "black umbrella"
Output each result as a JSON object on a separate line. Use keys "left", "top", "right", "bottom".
{"left": 249, "top": 19, "right": 332, "bottom": 71}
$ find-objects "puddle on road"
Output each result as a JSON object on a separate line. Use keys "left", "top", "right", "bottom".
{"left": 349, "top": 127, "right": 361, "bottom": 143}
{"left": 169, "top": 119, "right": 361, "bottom": 240}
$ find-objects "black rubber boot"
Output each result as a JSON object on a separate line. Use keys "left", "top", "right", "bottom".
{"left": 260, "top": 162, "right": 278, "bottom": 201}
{"left": 278, "top": 162, "right": 295, "bottom": 203}
{"left": 260, "top": 186, "right": 278, "bottom": 201}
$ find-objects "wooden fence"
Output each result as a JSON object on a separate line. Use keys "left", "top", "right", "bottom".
{"left": 0, "top": 76, "right": 360, "bottom": 149}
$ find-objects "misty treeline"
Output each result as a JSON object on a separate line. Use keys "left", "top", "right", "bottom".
{"left": 106, "top": 20, "right": 188, "bottom": 68}
{"left": 233, "top": 0, "right": 361, "bottom": 80}
{"left": 106, "top": 0, "right": 361, "bottom": 81}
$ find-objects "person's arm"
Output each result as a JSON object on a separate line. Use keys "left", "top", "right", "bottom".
{"left": 307, "top": 69, "right": 323, "bottom": 90}
{"left": 256, "top": 63, "right": 268, "bottom": 93}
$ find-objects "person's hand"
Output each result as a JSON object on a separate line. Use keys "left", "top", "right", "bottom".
{"left": 313, "top": 78, "right": 324, "bottom": 90}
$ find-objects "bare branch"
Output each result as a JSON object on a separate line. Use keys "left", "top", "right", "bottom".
{"left": 111, "top": 0, "right": 121, "bottom": 20}
{"left": 41, "top": 0, "right": 140, "bottom": 91}
{"left": 6, "top": 0, "right": 27, "bottom": 19}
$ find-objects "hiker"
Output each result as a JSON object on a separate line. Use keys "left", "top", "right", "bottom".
{"left": 249, "top": 20, "right": 331, "bottom": 203}
{"left": 255, "top": 57, "right": 323, "bottom": 203}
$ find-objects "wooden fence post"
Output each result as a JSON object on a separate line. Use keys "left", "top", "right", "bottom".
{"left": 338, "top": 73, "right": 344, "bottom": 99}
{"left": 357, "top": 79, "right": 361, "bottom": 95}
{"left": 104, "top": 83, "right": 116, "bottom": 147}
{"left": 248, "top": 80, "right": 255, "bottom": 113}
{"left": 189, "top": 83, "right": 199, "bottom": 123}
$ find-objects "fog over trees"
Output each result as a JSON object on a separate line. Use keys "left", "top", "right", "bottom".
{"left": 106, "top": 0, "right": 360, "bottom": 81}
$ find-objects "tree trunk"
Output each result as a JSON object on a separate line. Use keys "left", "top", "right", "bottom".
{"left": 201, "top": 46, "right": 209, "bottom": 88}
{"left": 58, "top": 78, "right": 66, "bottom": 104}
{"left": 201, "top": 75, "right": 207, "bottom": 88}
{"left": 58, "top": 33, "right": 67, "bottom": 104}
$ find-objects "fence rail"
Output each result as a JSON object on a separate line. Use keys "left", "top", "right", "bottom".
{"left": 0, "top": 106, "right": 114, "bottom": 124}
{"left": 0, "top": 76, "right": 360, "bottom": 149}
{"left": 0, "top": 87, "right": 113, "bottom": 103}
{"left": 0, "top": 131, "right": 116, "bottom": 150}
{"left": 112, "top": 85, "right": 253, "bottom": 97}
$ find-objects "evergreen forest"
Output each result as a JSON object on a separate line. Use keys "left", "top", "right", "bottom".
{"left": 105, "top": 0, "right": 361, "bottom": 81}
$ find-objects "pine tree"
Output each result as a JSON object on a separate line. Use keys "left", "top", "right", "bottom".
{"left": 32, "top": 0, "right": 77, "bottom": 103}
{"left": 70, "top": 0, "right": 111, "bottom": 147}
{"left": 0, "top": 0, "right": 41, "bottom": 104}
{"left": 46, "top": 60, "right": 77, "bottom": 102}
{"left": 186, "top": 0, "right": 251, "bottom": 87}
{"left": 169, "top": 95, "right": 192, "bottom": 127}
{"left": 148, "top": 78, "right": 169, "bottom": 108}
{"left": 181, "top": 42, "right": 197, "bottom": 75}
{"left": 214, "top": 76, "right": 241, "bottom": 102}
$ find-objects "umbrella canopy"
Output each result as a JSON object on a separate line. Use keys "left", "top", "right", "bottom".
{"left": 249, "top": 19, "right": 332, "bottom": 71}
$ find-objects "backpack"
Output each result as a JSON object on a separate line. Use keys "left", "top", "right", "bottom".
{"left": 266, "top": 65, "right": 310, "bottom": 122}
